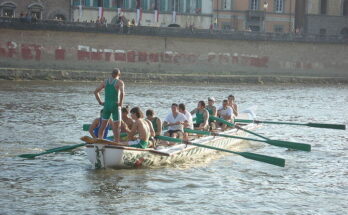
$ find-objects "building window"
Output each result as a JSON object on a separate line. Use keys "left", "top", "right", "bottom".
{"left": 28, "top": 4, "right": 43, "bottom": 20}
{"left": 222, "top": 0, "right": 231, "bottom": 10}
{"left": 343, "top": 0, "right": 348, "bottom": 16}
{"left": 73, "top": 0, "right": 89, "bottom": 6}
{"left": 0, "top": 2, "right": 16, "bottom": 17}
{"left": 195, "top": 0, "right": 202, "bottom": 13}
{"left": 250, "top": 0, "right": 259, "bottom": 10}
{"left": 141, "top": 0, "right": 149, "bottom": 10}
{"left": 320, "top": 0, "right": 327, "bottom": 15}
{"left": 274, "top": 25, "right": 284, "bottom": 32}
{"left": 275, "top": 0, "right": 283, "bottom": 13}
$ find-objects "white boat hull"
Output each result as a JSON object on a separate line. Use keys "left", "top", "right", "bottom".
{"left": 85, "top": 123, "right": 258, "bottom": 169}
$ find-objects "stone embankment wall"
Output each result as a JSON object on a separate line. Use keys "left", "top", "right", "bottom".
{"left": 0, "top": 28, "right": 347, "bottom": 83}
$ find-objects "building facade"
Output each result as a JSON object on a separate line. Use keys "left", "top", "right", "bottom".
{"left": 213, "top": 0, "right": 348, "bottom": 34}
{"left": 0, "top": 0, "right": 71, "bottom": 20}
{"left": 72, "top": 0, "right": 213, "bottom": 28}
{"left": 213, "top": 0, "right": 296, "bottom": 32}
{"left": 303, "top": 0, "right": 348, "bottom": 35}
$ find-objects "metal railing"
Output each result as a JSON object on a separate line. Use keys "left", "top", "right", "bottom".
{"left": 0, "top": 17, "right": 346, "bottom": 44}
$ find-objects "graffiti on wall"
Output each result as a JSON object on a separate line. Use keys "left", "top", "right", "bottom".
{"left": 0, "top": 40, "right": 324, "bottom": 70}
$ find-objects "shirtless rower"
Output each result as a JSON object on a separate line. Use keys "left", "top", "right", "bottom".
{"left": 121, "top": 106, "right": 134, "bottom": 132}
{"left": 122, "top": 107, "right": 155, "bottom": 149}
{"left": 227, "top": 95, "right": 238, "bottom": 117}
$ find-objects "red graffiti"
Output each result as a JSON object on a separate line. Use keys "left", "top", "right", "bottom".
{"left": 149, "top": 53, "right": 159, "bottom": 62}
{"left": 21, "top": 44, "right": 41, "bottom": 61}
{"left": 219, "top": 54, "right": 230, "bottom": 64}
{"left": 104, "top": 52, "right": 112, "bottom": 61}
{"left": 55, "top": 48, "right": 65, "bottom": 60}
{"left": 127, "top": 51, "right": 136, "bottom": 62}
{"left": 91, "top": 51, "right": 103, "bottom": 61}
{"left": 77, "top": 50, "right": 90, "bottom": 60}
{"left": 138, "top": 52, "right": 147, "bottom": 62}
{"left": 115, "top": 52, "right": 126, "bottom": 61}
{"left": 6, "top": 41, "right": 17, "bottom": 58}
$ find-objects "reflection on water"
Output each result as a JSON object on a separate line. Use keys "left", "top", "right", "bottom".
{"left": 0, "top": 80, "right": 347, "bottom": 214}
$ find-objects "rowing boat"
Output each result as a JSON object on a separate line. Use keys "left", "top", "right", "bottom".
{"left": 83, "top": 108, "right": 258, "bottom": 169}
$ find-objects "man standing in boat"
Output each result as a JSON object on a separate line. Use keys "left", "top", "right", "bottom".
{"left": 123, "top": 107, "right": 155, "bottom": 148}
{"left": 190, "top": 101, "right": 210, "bottom": 131}
{"left": 94, "top": 68, "right": 125, "bottom": 143}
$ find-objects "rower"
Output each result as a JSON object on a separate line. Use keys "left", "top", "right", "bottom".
{"left": 178, "top": 103, "right": 193, "bottom": 140}
{"left": 190, "top": 101, "right": 209, "bottom": 131}
{"left": 217, "top": 99, "right": 234, "bottom": 131}
{"left": 163, "top": 103, "right": 187, "bottom": 139}
{"left": 227, "top": 95, "right": 238, "bottom": 117}
{"left": 122, "top": 107, "right": 155, "bottom": 149}
{"left": 121, "top": 106, "right": 134, "bottom": 133}
{"left": 206, "top": 97, "right": 217, "bottom": 130}
{"left": 146, "top": 109, "right": 162, "bottom": 136}
{"left": 88, "top": 109, "right": 112, "bottom": 139}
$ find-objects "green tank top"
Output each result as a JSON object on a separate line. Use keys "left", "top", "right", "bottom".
{"left": 104, "top": 78, "right": 118, "bottom": 106}
{"left": 206, "top": 106, "right": 214, "bottom": 122}
{"left": 206, "top": 106, "right": 214, "bottom": 115}
{"left": 196, "top": 110, "right": 204, "bottom": 124}
{"left": 151, "top": 117, "right": 159, "bottom": 132}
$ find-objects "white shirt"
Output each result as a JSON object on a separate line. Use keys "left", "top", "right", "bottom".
{"left": 183, "top": 110, "right": 194, "bottom": 129}
{"left": 218, "top": 106, "right": 233, "bottom": 117}
{"left": 164, "top": 112, "right": 187, "bottom": 131}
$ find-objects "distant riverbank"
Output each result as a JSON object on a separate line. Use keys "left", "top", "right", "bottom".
{"left": 0, "top": 68, "right": 347, "bottom": 84}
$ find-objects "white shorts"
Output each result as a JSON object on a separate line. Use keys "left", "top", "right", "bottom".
{"left": 128, "top": 139, "right": 140, "bottom": 146}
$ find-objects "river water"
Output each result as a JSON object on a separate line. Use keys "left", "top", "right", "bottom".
{"left": 0, "top": 80, "right": 347, "bottom": 215}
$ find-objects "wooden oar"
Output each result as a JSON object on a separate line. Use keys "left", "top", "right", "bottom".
{"left": 235, "top": 119, "right": 346, "bottom": 130}
{"left": 184, "top": 128, "right": 311, "bottom": 152}
{"left": 156, "top": 135, "right": 285, "bottom": 167}
{"left": 18, "top": 143, "right": 86, "bottom": 159}
{"left": 210, "top": 116, "right": 311, "bottom": 151}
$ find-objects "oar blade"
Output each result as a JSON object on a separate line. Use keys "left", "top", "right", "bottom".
{"left": 18, "top": 153, "right": 37, "bottom": 159}
{"left": 83, "top": 124, "right": 90, "bottom": 131}
{"left": 307, "top": 123, "right": 346, "bottom": 130}
{"left": 267, "top": 140, "right": 311, "bottom": 152}
{"left": 240, "top": 152, "right": 285, "bottom": 167}
{"left": 18, "top": 143, "right": 86, "bottom": 159}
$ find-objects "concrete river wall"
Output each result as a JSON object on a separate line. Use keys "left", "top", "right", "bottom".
{"left": 0, "top": 28, "right": 347, "bottom": 83}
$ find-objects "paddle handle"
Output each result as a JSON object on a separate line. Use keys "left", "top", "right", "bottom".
{"left": 235, "top": 119, "right": 346, "bottom": 130}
